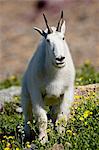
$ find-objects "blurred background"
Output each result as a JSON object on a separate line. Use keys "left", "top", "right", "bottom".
{"left": 0, "top": 0, "right": 99, "bottom": 81}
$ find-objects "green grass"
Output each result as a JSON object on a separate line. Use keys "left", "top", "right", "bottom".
{"left": 75, "top": 61, "right": 99, "bottom": 85}
{"left": 0, "top": 76, "right": 21, "bottom": 90}
{"left": 0, "top": 62, "right": 99, "bottom": 150}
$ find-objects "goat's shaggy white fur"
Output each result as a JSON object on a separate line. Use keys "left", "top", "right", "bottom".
{"left": 21, "top": 14, "right": 75, "bottom": 144}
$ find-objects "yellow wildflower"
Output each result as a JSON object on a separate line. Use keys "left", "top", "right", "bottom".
{"left": 4, "top": 148, "right": 10, "bottom": 150}
{"left": 85, "top": 96, "right": 90, "bottom": 101}
{"left": 74, "top": 95, "right": 81, "bottom": 100}
{"left": 66, "top": 130, "right": 72, "bottom": 135}
{"left": 55, "top": 120, "right": 60, "bottom": 126}
{"left": 79, "top": 117, "right": 84, "bottom": 121}
{"left": 47, "top": 128, "right": 51, "bottom": 133}
{"left": 84, "top": 122, "right": 88, "bottom": 126}
{"left": 92, "top": 92, "right": 96, "bottom": 96}
{"left": 83, "top": 110, "right": 92, "bottom": 118}
{"left": 79, "top": 77, "right": 83, "bottom": 81}
{"left": 3, "top": 135, "right": 7, "bottom": 139}
{"left": 16, "top": 148, "right": 20, "bottom": 150}
{"left": 75, "top": 82, "right": 79, "bottom": 86}
{"left": 10, "top": 75, "right": 16, "bottom": 81}
{"left": 26, "top": 142, "right": 31, "bottom": 148}
{"left": 14, "top": 96, "right": 19, "bottom": 101}
{"left": 71, "top": 117, "right": 76, "bottom": 122}
{"left": 90, "top": 112, "right": 93, "bottom": 115}
{"left": 8, "top": 136, "right": 14, "bottom": 139}
{"left": 74, "top": 101, "right": 79, "bottom": 105}
{"left": 84, "top": 59, "right": 91, "bottom": 65}
{"left": 2, "top": 140, "right": 5, "bottom": 143}
{"left": 6, "top": 143, "right": 11, "bottom": 147}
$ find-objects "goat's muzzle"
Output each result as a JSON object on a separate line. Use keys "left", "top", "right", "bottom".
{"left": 54, "top": 56, "right": 65, "bottom": 68}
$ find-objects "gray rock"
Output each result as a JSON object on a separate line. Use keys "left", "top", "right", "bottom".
{"left": 0, "top": 86, "right": 21, "bottom": 106}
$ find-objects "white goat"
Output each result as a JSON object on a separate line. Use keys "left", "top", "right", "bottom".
{"left": 21, "top": 11, "right": 75, "bottom": 144}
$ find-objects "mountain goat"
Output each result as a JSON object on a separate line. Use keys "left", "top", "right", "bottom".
{"left": 21, "top": 11, "right": 75, "bottom": 144}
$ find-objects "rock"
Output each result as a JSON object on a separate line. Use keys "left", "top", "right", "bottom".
{"left": 0, "top": 86, "right": 21, "bottom": 112}
{"left": 75, "top": 83, "right": 99, "bottom": 96}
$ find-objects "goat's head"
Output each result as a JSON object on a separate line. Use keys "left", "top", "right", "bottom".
{"left": 34, "top": 11, "right": 67, "bottom": 68}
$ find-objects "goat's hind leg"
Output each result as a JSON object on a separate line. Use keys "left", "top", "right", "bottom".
{"left": 21, "top": 94, "right": 33, "bottom": 141}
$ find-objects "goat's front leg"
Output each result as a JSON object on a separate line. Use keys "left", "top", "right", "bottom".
{"left": 31, "top": 90, "right": 48, "bottom": 144}
{"left": 35, "top": 106, "right": 48, "bottom": 144}
{"left": 56, "top": 86, "right": 74, "bottom": 134}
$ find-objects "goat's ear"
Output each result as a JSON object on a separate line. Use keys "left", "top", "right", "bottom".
{"left": 33, "top": 27, "right": 46, "bottom": 37}
{"left": 61, "top": 21, "right": 66, "bottom": 35}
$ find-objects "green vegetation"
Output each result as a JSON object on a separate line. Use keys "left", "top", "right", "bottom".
{"left": 0, "top": 62, "right": 99, "bottom": 150}
{"left": 0, "top": 76, "right": 21, "bottom": 90}
{"left": 75, "top": 60, "right": 99, "bottom": 85}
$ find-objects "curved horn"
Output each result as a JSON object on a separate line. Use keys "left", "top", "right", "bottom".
{"left": 43, "top": 14, "right": 52, "bottom": 34}
{"left": 56, "top": 10, "right": 64, "bottom": 32}
{"left": 33, "top": 27, "right": 47, "bottom": 37}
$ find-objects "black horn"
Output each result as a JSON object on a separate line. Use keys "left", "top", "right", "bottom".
{"left": 43, "top": 14, "right": 53, "bottom": 34}
{"left": 56, "top": 11, "right": 64, "bottom": 32}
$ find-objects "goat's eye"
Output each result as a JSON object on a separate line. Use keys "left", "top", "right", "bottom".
{"left": 47, "top": 39, "right": 50, "bottom": 43}
{"left": 63, "top": 37, "right": 65, "bottom": 40}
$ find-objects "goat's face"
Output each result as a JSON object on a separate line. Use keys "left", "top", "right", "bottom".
{"left": 34, "top": 11, "right": 67, "bottom": 68}
{"left": 45, "top": 25, "right": 66, "bottom": 68}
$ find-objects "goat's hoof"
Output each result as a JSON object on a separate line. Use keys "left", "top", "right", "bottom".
{"left": 39, "top": 132, "right": 48, "bottom": 144}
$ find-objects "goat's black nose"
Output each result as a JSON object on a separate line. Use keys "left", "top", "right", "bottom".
{"left": 56, "top": 56, "right": 65, "bottom": 62}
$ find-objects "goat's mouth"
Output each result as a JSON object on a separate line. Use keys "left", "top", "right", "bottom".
{"left": 53, "top": 61, "right": 65, "bottom": 68}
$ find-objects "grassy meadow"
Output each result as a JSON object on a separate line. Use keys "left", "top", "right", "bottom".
{"left": 0, "top": 62, "right": 99, "bottom": 150}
